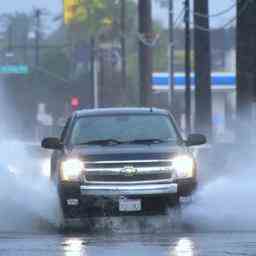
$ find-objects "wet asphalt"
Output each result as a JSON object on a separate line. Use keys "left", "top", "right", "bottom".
{"left": 0, "top": 231, "right": 255, "bottom": 256}
{"left": 0, "top": 211, "right": 255, "bottom": 256}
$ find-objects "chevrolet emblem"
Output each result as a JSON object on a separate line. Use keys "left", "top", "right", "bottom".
{"left": 120, "top": 166, "right": 138, "bottom": 177}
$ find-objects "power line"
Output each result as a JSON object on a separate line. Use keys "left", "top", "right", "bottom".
{"left": 118, "top": 6, "right": 185, "bottom": 48}
{"left": 221, "top": 0, "right": 251, "bottom": 28}
{"left": 34, "top": 66, "right": 71, "bottom": 85}
{"left": 193, "top": 0, "right": 252, "bottom": 32}
{"left": 174, "top": 7, "right": 185, "bottom": 28}
{"left": 193, "top": 2, "right": 236, "bottom": 18}
{"left": 169, "top": 1, "right": 236, "bottom": 19}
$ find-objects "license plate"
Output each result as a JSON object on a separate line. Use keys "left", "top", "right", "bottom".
{"left": 119, "top": 198, "right": 142, "bottom": 212}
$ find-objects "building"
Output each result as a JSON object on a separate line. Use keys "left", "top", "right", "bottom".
{"left": 152, "top": 72, "right": 236, "bottom": 141}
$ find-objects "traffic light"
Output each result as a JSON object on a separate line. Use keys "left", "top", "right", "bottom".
{"left": 71, "top": 96, "right": 80, "bottom": 111}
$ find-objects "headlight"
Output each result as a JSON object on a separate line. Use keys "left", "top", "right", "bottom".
{"left": 172, "top": 155, "right": 195, "bottom": 179}
{"left": 61, "top": 159, "right": 84, "bottom": 181}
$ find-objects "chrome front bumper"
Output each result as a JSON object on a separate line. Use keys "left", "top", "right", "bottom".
{"left": 80, "top": 183, "right": 178, "bottom": 196}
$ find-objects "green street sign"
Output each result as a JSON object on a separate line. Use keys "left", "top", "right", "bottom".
{"left": 0, "top": 65, "right": 29, "bottom": 74}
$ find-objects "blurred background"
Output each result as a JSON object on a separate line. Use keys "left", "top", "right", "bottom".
{"left": 0, "top": 0, "right": 241, "bottom": 144}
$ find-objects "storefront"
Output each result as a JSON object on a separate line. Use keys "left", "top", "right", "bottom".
{"left": 152, "top": 72, "right": 236, "bottom": 141}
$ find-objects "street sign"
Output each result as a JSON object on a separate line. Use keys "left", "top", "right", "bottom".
{"left": 0, "top": 65, "right": 29, "bottom": 75}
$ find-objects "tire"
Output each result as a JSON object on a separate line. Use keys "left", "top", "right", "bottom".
{"left": 167, "top": 194, "right": 180, "bottom": 207}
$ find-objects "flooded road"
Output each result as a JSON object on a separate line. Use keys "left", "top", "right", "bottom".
{"left": 0, "top": 143, "right": 256, "bottom": 256}
{"left": 0, "top": 231, "right": 255, "bottom": 256}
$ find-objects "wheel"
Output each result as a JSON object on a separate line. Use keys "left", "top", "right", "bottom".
{"left": 167, "top": 194, "right": 180, "bottom": 207}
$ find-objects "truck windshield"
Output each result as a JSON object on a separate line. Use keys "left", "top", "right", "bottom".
{"left": 70, "top": 114, "right": 179, "bottom": 145}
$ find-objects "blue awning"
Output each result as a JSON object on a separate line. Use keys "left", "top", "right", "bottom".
{"left": 152, "top": 73, "right": 236, "bottom": 88}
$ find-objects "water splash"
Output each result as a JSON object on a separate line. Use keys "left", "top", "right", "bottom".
{"left": 182, "top": 145, "right": 256, "bottom": 232}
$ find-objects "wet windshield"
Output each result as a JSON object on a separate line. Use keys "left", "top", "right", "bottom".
{"left": 70, "top": 114, "right": 178, "bottom": 145}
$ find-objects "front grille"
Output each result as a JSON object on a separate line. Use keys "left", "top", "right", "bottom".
{"left": 83, "top": 160, "right": 173, "bottom": 183}
{"left": 86, "top": 172, "right": 171, "bottom": 182}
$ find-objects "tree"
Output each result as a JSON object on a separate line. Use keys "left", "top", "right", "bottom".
{"left": 65, "top": 0, "right": 119, "bottom": 38}
{"left": 63, "top": 0, "right": 140, "bottom": 105}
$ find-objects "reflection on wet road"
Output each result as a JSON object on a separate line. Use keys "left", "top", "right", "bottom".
{"left": 0, "top": 232, "right": 256, "bottom": 256}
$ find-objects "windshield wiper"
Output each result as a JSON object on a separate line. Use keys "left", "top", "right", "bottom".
{"left": 76, "top": 139, "right": 124, "bottom": 146}
{"left": 124, "top": 139, "right": 167, "bottom": 145}
{"left": 76, "top": 138, "right": 173, "bottom": 146}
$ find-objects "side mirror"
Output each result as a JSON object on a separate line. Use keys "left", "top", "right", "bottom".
{"left": 186, "top": 134, "right": 206, "bottom": 146}
{"left": 41, "top": 137, "right": 63, "bottom": 150}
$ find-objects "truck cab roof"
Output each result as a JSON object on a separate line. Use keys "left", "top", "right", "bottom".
{"left": 74, "top": 107, "right": 170, "bottom": 118}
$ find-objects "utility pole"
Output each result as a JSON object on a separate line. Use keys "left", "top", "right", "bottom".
{"left": 184, "top": 0, "right": 191, "bottom": 135}
{"left": 7, "top": 24, "right": 13, "bottom": 53}
{"left": 237, "top": 0, "right": 256, "bottom": 142}
{"left": 121, "top": 0, "right": 127, "bottom": 102}
{"left": 23, "top": 31, "right": 28, "bottom": 64}
{"left": 35, "top": 9, "right": 41, "bottom": 66}
{"left": 194, "top": 0, "right": 212, "bottom": 139}
{"left": 91, "top": 37, "right": 99, "bottom": 108}
{"left": 169, "top": 0, "right": 175, "bottom": 109}
{"left": 138, "top": 0, "right": 153, "bottom": 107}
{"left": 99, "top": 48, "right": 104, "bottom": 107}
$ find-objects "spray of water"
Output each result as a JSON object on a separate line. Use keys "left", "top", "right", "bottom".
{"left": 182, "top": 144, "right": 256, "bottom": 232}
{"left": 0, "top": 140, "right": 61, "bottom": 233}
{"left": 0, "top": 78, "right": 61, "bottom": 233}
{"left": 1, "top": 77, "right": 256, "bottom": 233}
{"left": 2, "top": 138, "right": 255, "bottom": 233}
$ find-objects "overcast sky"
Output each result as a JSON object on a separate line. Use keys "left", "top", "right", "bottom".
{"left": 1, "top": 0, "right": 236, "bottom": 28}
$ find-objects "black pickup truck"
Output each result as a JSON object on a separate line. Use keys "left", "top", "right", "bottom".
{"left": 42, "top": 108, "right": 206, "bottom": 219}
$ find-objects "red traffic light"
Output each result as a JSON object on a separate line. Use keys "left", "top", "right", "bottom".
{"left": 71, "top": 96, "right": 80, "bottom": 110}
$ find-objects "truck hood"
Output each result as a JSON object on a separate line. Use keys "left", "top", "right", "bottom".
{"left": 65, "top": 143, "right": 187, "bottom": 161}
